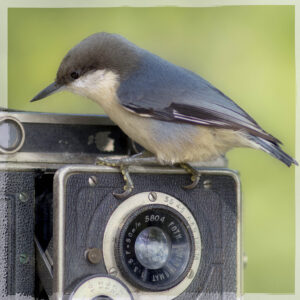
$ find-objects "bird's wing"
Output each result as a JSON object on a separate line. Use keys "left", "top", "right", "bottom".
{"left": 117, "top": 52, "right": 280, "bottom": 144}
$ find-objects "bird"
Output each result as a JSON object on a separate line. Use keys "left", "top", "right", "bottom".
{"left": 31, "top": 32, "right": 297, "bottom": 198}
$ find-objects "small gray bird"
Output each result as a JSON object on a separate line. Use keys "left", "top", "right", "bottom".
{"left": 31, "top": 32, "right": 297, "bottom": 197}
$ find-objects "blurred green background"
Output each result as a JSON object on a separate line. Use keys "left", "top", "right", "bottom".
{"left": 8, "top": 6, "right": 295, "bottom": 293}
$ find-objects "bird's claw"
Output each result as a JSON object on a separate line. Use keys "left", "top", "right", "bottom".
{"left": 113, "top": 186, "right": 133, "bottom": 200}
{"left": 113, "top": 166, "right": 134, "bottom": 199}
{"left": 96, "top": 157, "right": 134, "bottom": 199}
{"left": 180, "top": 163, "right": 201, "bottom": 190}
{"left": 183, "top": 173, "right": 201, "bottom": 189}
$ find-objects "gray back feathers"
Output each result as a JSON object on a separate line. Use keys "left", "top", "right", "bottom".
{"left": 117, "top": 48, "right": 280, "bottom": 144}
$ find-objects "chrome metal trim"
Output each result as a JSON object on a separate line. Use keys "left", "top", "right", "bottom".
{"left": 0, "top": 162, "right": 66, "bottom": 171}
{"left": 0, "top": 152, "right": 228, "bottom": 168}
{"left": 35, "top": 237, "right": 53, "bottom": 297}
{"left": 0, "top": 152, "right": 102, "bottom": 164}
{"left": 0, "top": 154, "right": 130, "bottom": 168}
{"left": 0, "top": 116, "right": 25, "bottom": 154}
{"left": 53, "top": 165, "right": 242, "bottom": 300}
{"left": 45, "top": 248, "right": 54, "bottom": 268}
{"left": 230, "top": 171, "right": 243, "bottom": 299}
{"left": 0, "top": 111, "right": 113, "bottom": 125}
{"left": 34, "top": 237, "right": 53, "bottom": 277}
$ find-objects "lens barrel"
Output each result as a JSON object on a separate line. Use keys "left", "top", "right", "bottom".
{"left": 116, "top": 205, "right": 195, "bottom": 291}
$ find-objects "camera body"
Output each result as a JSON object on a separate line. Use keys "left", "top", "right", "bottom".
{"left": 0, "top": 110, "right": 242, "bottom": 300}
{"left": 0, "top": 109, "right": 130, "bottom": 299}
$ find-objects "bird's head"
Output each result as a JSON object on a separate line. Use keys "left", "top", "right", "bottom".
{"left": 30, "top": 32, "right": 140, "bottom": 102}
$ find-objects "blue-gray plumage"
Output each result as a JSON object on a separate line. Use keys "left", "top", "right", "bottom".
{"left": 31, "top": 32, "right": 297, "bottom": 168}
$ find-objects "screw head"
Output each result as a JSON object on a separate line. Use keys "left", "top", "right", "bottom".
{"left": 88, "top": 176, "right": 97, "bottom": 187}
{"left": 203, "top": 180, "right": 212, "bottom": 190}
{"left": 109, "top": 267, "right": 118, "bottom": 276}
{"left": 19, "top": 254, "right": 29, "bottom": 264}
{"left": 148, "top": 192, "right": 157, "bottom": 202}
{"left": 18, "top": 192, "right": 29, "bottom": 202}
{"left": 85, "top": 248, "right": 102, "bottom": 264}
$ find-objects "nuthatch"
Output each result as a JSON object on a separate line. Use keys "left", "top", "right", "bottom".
{"left": 31, "top": 32, "right": 297, "bottom": 198}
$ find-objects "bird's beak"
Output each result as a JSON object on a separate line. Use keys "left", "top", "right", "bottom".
{"left": 30, "top": 82, "right": 63, "bottom": 102}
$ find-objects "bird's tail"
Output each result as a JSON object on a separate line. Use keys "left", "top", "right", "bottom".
{"left": 248, "top": 135, "right": 298, "bottom": 167}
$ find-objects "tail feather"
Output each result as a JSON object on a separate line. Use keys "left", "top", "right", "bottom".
{"left": 248, "top": 136, "right": 298, "bottom": 167}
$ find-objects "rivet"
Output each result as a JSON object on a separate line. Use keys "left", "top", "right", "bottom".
{"left": 148, "top": 192, "right": 157, "bottom": 202}
{"left": 85, "top": 248, "right": 102, "bottom": 264}
{"left": 88, "top": 176, "right": 97, "bottom": 187}
{"left": 18, "top": 192, "right": 29, "bottom": 203}
{"left": 19, "top": 254, "right": 29, "bottom": 264}
{"left": 203, "top": 179, "right": 212, "bottom": 190}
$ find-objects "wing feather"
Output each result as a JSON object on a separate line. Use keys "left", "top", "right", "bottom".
{"left": 118, "top": 50, "right": 281, "bottom": 144}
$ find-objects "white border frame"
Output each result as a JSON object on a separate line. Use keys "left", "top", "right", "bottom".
{"left": 0, "top": 1, "right": 298, "bottom": 299}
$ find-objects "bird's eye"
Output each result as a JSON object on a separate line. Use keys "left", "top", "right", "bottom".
{"left": 70, "top": 72, "right": 79, "bottom": 80}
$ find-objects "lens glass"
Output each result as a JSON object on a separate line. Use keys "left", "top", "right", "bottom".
{"left": 134, "top": 226, "right": 170, "bottom": 269}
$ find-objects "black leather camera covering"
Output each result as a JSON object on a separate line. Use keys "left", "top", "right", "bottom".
{"left": 62, "top": 171, "right": 239, "bottom": 299}
{"left": 0, "top": 171, "right": 35, "bottom": 298}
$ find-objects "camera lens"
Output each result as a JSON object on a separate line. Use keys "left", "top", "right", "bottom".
{"left": 116, "top": 205, "right": 195, "bottom": 291}
{"left": 92, "top": 296, "right": 112, "bottom": 300}
{"left": 134, "top": 226, "right": 171, "bottom": 269}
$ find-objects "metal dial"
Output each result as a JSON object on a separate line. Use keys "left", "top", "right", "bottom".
{"left": 71, "top": 275, "right": 133, "bottom": 300}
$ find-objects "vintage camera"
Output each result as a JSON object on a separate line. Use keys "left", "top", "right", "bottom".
{"left": 0, "top": 109, "right": 242, "bottom": 300}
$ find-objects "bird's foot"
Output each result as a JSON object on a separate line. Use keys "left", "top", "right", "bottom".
{"left": 96, "top": 152, "right": 158, "bottom": 199}
{"left": 113, "top": 165, "right": 134, "bottom": 199}
{"left": 180, "top": 163, "right": 201, "bottom": 189}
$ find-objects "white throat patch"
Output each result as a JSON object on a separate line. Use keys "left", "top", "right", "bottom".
{"left": 66, "top": 69, "right": 120, "bottom": 108}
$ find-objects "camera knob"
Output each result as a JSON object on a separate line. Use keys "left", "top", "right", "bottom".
{"left": 71, "top": 275, "right": 133, "bottom": 300}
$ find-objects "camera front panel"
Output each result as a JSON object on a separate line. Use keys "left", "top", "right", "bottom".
{"left": 53, "top": 166, "right": 241, "bottom": 300}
